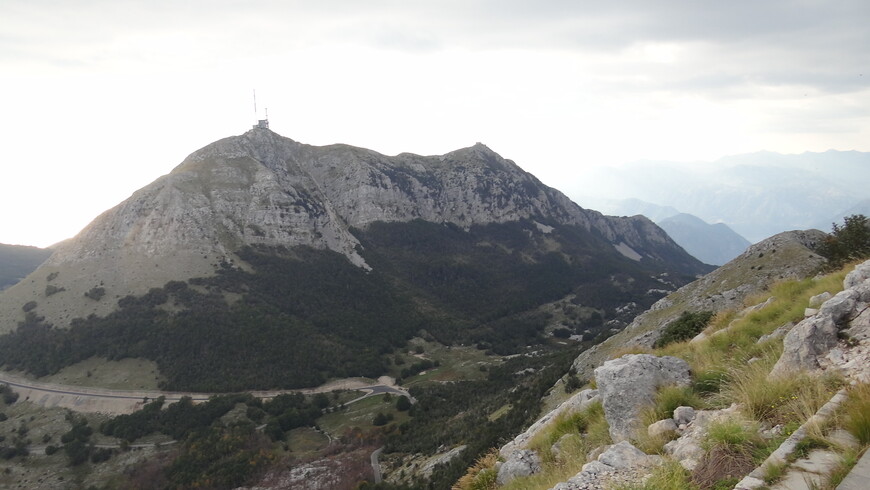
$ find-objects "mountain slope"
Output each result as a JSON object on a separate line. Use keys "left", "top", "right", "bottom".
{"left": 658, "top": 213, "right": 751, "bottom": 265}
{"left": 0, "top": 129, "right": 711, "bottom": 391}
{"left": 570, "top": 229, "right": 827, "bottom": 380}
{"left": 0, "top": 129, "right": 709, "bottom": 333}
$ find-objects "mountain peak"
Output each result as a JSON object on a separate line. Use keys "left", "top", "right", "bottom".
{"left": 0, "top": 131, "right": 709, "bottom": 330}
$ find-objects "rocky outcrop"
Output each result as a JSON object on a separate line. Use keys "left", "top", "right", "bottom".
{"left": 500, "top": 389, "right": 599, "bottom": 459}
{"left": 550, "top": 441, "right": 663, "bottom": 490}
{"left": 593, "top": 354, "right": 691, "bottom": 442}
{"left": 771, "top": 259, "right": 870, "bottom": 377}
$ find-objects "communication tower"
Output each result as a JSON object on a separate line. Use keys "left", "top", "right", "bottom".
{"left": 252, "top": 89, "right": 269, "bottom": 129}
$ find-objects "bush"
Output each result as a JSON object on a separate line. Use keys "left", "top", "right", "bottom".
{"left": 396, "top": 396, "right": 412, "bottom": 412}
{"left": 654, "top": 311, "right": 714, "bottom": 348}
{"left": 818, "top": 214, "right": 870, "bottom": 269}
{"left": 84, "top": 287, "right": 106, "bottom": 301}
{"left": 564, "top": 374, "right": 583, "bottom": 393}
{"left": 372, "top": 412, "right": 389, "bottom": 426}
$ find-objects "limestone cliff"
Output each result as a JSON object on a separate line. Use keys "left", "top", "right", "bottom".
{"left": 0, "top": 129, "right": 707, "bottom": 331}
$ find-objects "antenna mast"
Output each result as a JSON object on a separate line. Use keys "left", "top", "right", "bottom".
{"left": 252, "top": 89, "right": 270, "bottom": 130}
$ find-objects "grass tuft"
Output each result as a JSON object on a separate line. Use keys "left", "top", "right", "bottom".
{"left": 452, "top": 449, "right": 499, "bottom": 490}
{"left": 842, "top": 383, "right": 870, "bottom": 445}
{"left": 609, "top": 459, "right": 698, "bottom": 490}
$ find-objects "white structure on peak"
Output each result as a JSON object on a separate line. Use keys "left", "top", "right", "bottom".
{"left": 252, "top": 90, "right": 269, "bottom": 129}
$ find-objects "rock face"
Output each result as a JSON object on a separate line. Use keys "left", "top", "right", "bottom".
{"left": 771, "top": 260, "right": 870, "bottom": 377}
{"left": 0, "top": 129, "right": 709, "bottom": 331}
{"left": 593, "top": 354, "right": 691, "bottom": 442}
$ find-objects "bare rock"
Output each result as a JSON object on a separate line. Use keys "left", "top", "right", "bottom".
{"left": 770, "top": 315, "right": 839, "bottom": 376}
{"left": 808, "top": 291, "right": 832, "bottom": 308}
{"left": 757, "top": 322, "right": 795, "bottom": 344}
{"left": 673, "top": 406, "right": 696, "bottom": 426}
{"left": 818, "top": 289, "right": 859, "bottom": 324}
{"left": 844, "top": 259, "right": 870, "bottom": 289}
{"left": 496, "top": 449, "right": 541, "bottom": 485}
{"left": 648, "top": 419, "right": 678, "bottom": 438}
{"left": 597, "top": 441, "right": 650, "bottom": 469}
{"left": 594, "top": 354, "right": 691, "bottom": 441}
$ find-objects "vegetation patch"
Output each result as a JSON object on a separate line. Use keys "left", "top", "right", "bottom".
{"left": 653, "top": 310, "right": 714, "bottom": 348}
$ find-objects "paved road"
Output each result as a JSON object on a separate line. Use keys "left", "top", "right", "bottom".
{"left": 0, "top": 372, "right": 411, "bottom": 415}
{"left": 371, "top": 447, "right": 384, "bottom": 484}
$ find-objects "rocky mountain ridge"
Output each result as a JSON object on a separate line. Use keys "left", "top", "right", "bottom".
{"left": 0, "top": 129, "right": 706, "bottom": 331}
{"left": 569, "top": 229, "right": 827, "bottom": 380}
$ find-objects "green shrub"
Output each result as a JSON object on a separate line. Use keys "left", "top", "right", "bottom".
{"left": 818, "top": 214, "right": 870, "bottom": 270}
{"left": 654, "top": 311, "right": 714, "bottom": 348}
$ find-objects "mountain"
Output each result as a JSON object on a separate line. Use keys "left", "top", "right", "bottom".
{"left": 0, "top": 244, "right": 52, "bottom": 290}
{"left": 570, "top": 150, "right": 870, "bottom": 243}
{"left": 0, "top": 129, "right": 710, "bottom": 392}
{"left": 576, "top": 197, "right": 681, "bottom": 223}
{"left": 657, "top": 213, "right": 751, "bottom": 266}
{"left": 569, "top": 229, "right": 827, "bottom": 380}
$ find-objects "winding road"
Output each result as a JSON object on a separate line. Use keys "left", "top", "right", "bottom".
{"left": 0, "top": 372, "right": 411, "bottom": 415}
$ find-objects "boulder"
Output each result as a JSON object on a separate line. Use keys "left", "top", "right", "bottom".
{"left": 808, "top": 292, "right": 832, "bottom": 308}
{"left": 597, "top": 441, "right": 649, "bottom": 469}
{"left": 757, "top": 322, "right": 794, "bottom": 344}
{"left": 594, "top": 354, "right": 691, "bottom": 441}
{"left": 770, "top": 315, "right": 839, "bottom": 376}
{"left": 648, "top": 419, "right": 678, "bottom": 438}
{"left": 818, "top": 289, "right": 859, "bottom": 324}
{"left": 496, "top": 449, "right": 541, "bottom": 485}
{"left": 673, "top": 406, "right": 696, "bottom": 426}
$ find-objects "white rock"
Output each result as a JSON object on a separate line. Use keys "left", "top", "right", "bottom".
{"left": 594, "top": 354, "right": 691, "bottom": 441}
{"left": 597, "top": 441, "right": 649, "bottom": 469}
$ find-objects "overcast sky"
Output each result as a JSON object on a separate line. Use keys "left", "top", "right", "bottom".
{"left": 2, "top": 0, "right": 868, "bottom": 247}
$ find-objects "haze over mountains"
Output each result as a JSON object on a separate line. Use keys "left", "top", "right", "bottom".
{"left": 572, "top": 150, "right": 870, "bottom": 244}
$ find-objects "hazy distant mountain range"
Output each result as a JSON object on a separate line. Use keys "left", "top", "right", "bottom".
{"left": 657, "top": 213, "right": 751, "bottom": 266}
{"left": 572, "top": 150, "right": 870, "bottom": 244}
{"left": 0, "top": 244, "right": 51, "bottom": 290}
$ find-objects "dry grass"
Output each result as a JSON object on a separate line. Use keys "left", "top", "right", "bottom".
{"left": 453, "top": 449, "right": 499, "bottom": 490}
{"left": 606, "top": 345, "right": 653, "bottom": 360}
{"left": 842, "top": 383, "right": 870, "bottom": 446}
{"left": 691, "top": 445, "right": 756, "bottom": 489}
